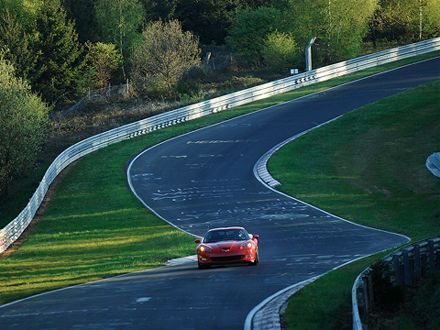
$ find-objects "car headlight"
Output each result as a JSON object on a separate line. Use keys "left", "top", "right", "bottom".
{"left": 199, "top": 245, "right": 211, "bottom": 253}
{"left": 241, "top": 242, "right": 253, "bottom": 249}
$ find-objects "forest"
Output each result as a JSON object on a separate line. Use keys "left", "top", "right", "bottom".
{"left": 1, "top": 0, "right": 440, "bottom": 196}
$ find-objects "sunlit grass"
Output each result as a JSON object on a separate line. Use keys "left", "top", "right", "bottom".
{"left": 271, "top": 80, "right": 440, "bottom": 329}
{"left": 1, "top": 51, "right": 439, "bottom": 306}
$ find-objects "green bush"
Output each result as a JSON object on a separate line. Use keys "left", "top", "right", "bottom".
{"left": 177, "top": 78, "right": 201, "bottom": 99}
{"left": 0, "top": 55, "right": 50, "bottom": 196}
{"left": 262, "top": 31, "right": 298, "bottom": 73}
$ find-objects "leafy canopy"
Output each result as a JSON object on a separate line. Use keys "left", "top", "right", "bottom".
{"left": 130, "top": 20, "right": 200, "bottom": 95}
{"left": 0, "top": 54, "right": 49, "bottom": 196}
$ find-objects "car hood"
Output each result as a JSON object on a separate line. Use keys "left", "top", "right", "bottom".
{"left": 204, "top": 241, "right": 245, "bottom": 251}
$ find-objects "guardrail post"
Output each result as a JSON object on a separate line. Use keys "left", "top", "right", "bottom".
{"left": 362, "top": 276, "right": 370, "bottom": 314}
{"left": 403, "top": 250, "right": 413, "bottom": 286}
{"left": 356, "top": 286, "right": 366, "bottom": 324}
{"left": 428, "top": 240, "right": 436, "bottom": 272}
{"left": 414, "top": 244, "right": 422, "bottom": 282}
{"left": 305, "top": 37, "right": 317, "bottom": 71}
{"left": 366, "top": 273, "right": 374, "bottom": 310}
{"left": 392, "top": 254, "right": 403, "bottom": 285}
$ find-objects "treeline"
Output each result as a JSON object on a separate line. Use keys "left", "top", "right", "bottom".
{"left": 1, "top": 0, "right": 440, "bottom": 196}
{"left": 2, "top": 0, "right": 440, "bottom": 104}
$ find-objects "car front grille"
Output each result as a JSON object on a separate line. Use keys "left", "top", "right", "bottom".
{"left": 211, "top": 255, "right": 244, "bottom": 262}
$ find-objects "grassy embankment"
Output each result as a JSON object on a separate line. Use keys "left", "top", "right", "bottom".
{"left": 270, "top": 80, "right": 440, "bottom": 329}
{"left": 0, "top": 51, "right": 439, "bottom": 305}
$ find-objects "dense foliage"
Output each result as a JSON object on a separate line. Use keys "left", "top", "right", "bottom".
{"left": 226, "top": 6, "right": 286, "bottom": 65}
{"left": 94, "top": 0, "right": 145, "bottom": 78}
{"left": 0, "top": 0, "right": 36, "bottom": 80}
{"left": 84, "top": 42, "right": 122, "bottom": 89}
{"left": 31, "top": 0, "right": 85, "bottom": 103}
{"left": 287, "top": 0, "right": 378, "bottom": 66}
{"left": 262, "top": 32, "right": 298, "bottom": 73}
{"left": 369, "top": 0, "right": 440, "bottom": 44}
{"left": 0, "top": 55, "right": 50, "bottom": 196}
{"left": 2, "top": 0, "right": 439, "bottom": 105}
{"left": 131, "top": 20, "right": 200, "bottom": 95}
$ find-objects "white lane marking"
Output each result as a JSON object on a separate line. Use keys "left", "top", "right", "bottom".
{"left": 160, "top": 155, "right": 188, "bottom": 159}
{"left": 186, "top": 139, "right": 244, "bottom": 144}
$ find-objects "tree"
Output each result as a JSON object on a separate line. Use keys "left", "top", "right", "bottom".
{"left": 226, "top": 6, "right": 286, "bottom": 65}
{"left": 63, "top": 0, "right": 100, "bottom": 42}
{"left": 94, "top": 0, "right": 145, "bottom": 79}
{"left": 174, "top": 0, "right": 244, "bottom": 44}
{"left": 368, "top": 0, "right": 440, "bottom": 43}
{"left": 140, "top": 0, "right": 179, "bottom": 21}
{"left": 140, "top": 0, "right": 283, "bottom": 44}
{"left": 85, "top": 42, "right": 122, "bottom": 89}
{"left": 31, "top": 0, "right": 85, "bottom": 104}
{"left": 288, "top": 0, "right": 378, "bottom": 65}
{"left": 0, "top": 0, "right": 37, "bottom": 79}
{"left": 0, "top": 54, "right": 50, "bottom": 196}
{"left": 130, "top": 20, "right": 201, "bottom": 95}
{"left": 262, "top": 32, "right": 298, "bottom": 73}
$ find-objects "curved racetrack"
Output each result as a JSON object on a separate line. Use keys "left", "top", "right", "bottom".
{"left": 1, "top": 58, "right": 439, "bottom": 329}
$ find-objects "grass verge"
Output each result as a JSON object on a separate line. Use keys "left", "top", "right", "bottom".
{"left": 269, "top": 80, "right": 440, "bottom": 329}
{"left": 0, "top": 51, "right": 439, "bottom": 305}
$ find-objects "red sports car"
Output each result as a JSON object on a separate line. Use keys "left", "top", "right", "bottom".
{"left": 195, "top": 227, "right": 259, "bottom": 269}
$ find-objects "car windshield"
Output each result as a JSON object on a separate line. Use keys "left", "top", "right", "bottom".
{"left": 203, "top": 229, "right": 249, "bottom": 243}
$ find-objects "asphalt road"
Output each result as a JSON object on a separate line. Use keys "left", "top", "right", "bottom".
{"left": 1, "top": 57, "right": 439, "bottom": 330}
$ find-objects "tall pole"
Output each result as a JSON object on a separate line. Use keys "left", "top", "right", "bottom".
{"left": 328, "top": 0, "right": 332, "bottom": 41}
{"left": 305, "top": 37, "right": 317, "bottom": 71}
{"left": 119, "top": 0, "right": 126, "bottom": 80}
{"left": 419, "top": 0, "right": 423, "bottom": 40}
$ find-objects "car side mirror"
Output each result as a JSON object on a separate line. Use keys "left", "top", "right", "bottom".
{"left": 252, "top": 234, "right": 259, "bottom": 240}
{"left": 195, "top": 239, "right": 201, "bottom": 244}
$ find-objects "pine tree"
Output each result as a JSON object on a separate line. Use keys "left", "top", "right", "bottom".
{"left": 0, "top": 0, "right": 37, "bottom": 80}
{"left": 94, "top": 0, "right": 145, "bottom": 79}
{"left": 31, "top": 0, "right": 84, "bottom": 104}
{"left": 63, "top": 0, "right": 100, "bottom": 43}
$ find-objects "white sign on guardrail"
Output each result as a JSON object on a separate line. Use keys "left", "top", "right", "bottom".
{"left": 1, "top": 37, "right": 440, "bottom": 254}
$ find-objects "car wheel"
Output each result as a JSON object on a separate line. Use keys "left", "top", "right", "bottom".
{"left": 250, "top": 252, "right": 259, "bottom": 266}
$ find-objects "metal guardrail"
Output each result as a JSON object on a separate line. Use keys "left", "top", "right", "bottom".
{"left": 426, "top": 152, "right": 440, "bottom": 178}
{"left": 352, "top": 237, "right": 440, "bottom": 329}
{"left": 1, "top": 37, "right": 440, "bottom": 254}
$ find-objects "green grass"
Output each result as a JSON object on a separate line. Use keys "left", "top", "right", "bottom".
{"left": 282, "top": 255, "right": 381, "bottom": 330}
{"left": 0, "top": 51, "right": 439, "bottom": 306}
{"left": 270, "top": 80, "right": 440, "bottom": 329}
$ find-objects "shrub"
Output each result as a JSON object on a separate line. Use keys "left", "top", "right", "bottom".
{"left": 262, "top": 31, "right": 298, "bottom": 73}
